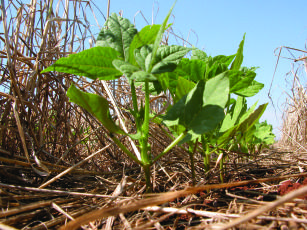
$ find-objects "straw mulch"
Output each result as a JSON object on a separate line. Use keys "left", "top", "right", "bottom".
{"left": 279, "top": 50, "right": 307, "bottom": 153}
{"left": 1, "top": 1, "right": 307, "bottom": 229}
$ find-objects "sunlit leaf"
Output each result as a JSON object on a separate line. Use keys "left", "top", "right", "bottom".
{"left": 231, "top": 33, "right": 245, "bottom": 70}
{"left": 151, "top": 45, "right": 191, "bottom": 74}
{"left": 191, "top": 48, "right": 208, "bottom": 62}
{"left": 96, "top": 13, "right": 137, "bottom": 61}
{"left": 129, "top": 25, "right": 161, "bottom": 65}
{"left": 41, "top": 47, "right": 123, "bottom": 80}
{"left": 134, "top": 45, "right": 153, "bottom": 71}
{"left": 234, "top": 80, "right": 264, "bottom": 97}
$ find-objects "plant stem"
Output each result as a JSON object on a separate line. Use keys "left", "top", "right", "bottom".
{"left": 202, "top": 137, "right": 211, "bottom": 172}
{"left": 139, "top": 79, "right": 151, "bottom": 192}
{"left": 219, "top": 152, "right": 224, "bottom": 183}
{"left": 140, "top": 79, "right": 150, "bottom": 164}
{"left": 143, "top": 164, "right": 152, "bottom": 192}
{"left": 153, "top": 131, "right": 186, "bottom": 163}
{"left": 204, "top": 152, "right": 210, "bottom": 172}
{"left": 130, "top": 80, "right": 141, "bottom": 129}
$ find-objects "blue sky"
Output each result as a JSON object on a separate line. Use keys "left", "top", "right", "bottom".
{"left": 97, "top": 0, "right": 307, "bottom": 138}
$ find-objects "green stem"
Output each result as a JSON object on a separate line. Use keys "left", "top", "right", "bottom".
{"left": 202, "top": 136, "right": 211, "bottom": 172}
{"left": 111, "top": 135, "right": 142, "bottom": 165}
{"left": 204, "top": 152, "right": 210, "bottom": 172}
{"left": 140, "top": 79, "right": 150, "bottom": 164}
{"left": 130, "top": 80, "right": 141, "bottom": 129}
{"left": 138, "top": 79, "right": 151, "bottom": 192}
{"left": 153, "top": 131, "right": 186, "bottom": 163}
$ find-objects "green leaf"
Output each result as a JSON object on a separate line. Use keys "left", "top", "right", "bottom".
{"left": 164, "top": 72, "right": 229, "bottom": 142}
{"left": 204, "top": 55, "right": 234, "bottom": 80}
{"left": 217, "top": 103, "right": 268, "bottom": 145}
{"left": 188, "top": 105, "right": 225, "bottom": 134}
{"left": 129, "top": 25, "right": 161, "bottom": 65}
{"left": 131, "top": 71, "right": 157, "bottom": 82}
{"left": 112, "top": 59, "right": 140, "bottom": 77}
{"left": 163, "top": 94, "right": 185, "bottom": 127}
{"left": 183, "top": 80, "right": 206, "bottom": 126}
{"left": 220, "top": 96, "right": 245, "bottom": 132}
{"left": 175, "top": 58, "right": 206, "bottom": 82}
{"left": 231, "top": 96, "right": 246, "bottom": 125}
{"left": 229, "top": 70, "right": 256, "bottom": 93}
{"left": 231, "top": 33, "right": 245, "bottom": 70}
{"left": 234, "top": 80, "right": 264, "bottom": 97}
{"left": 202, "top": 72, "right": 229, "bottom": 108}
{"left": 174, "top": 77, "right": 195, "bottom": 103}
{"left": 253, "top": 121, "right": 275, "bottom": 145}
{"left": 191, "top": 48, "right": 208, "bottom": 62}
{"left": 127, "top": 132, "right": 142, "bottom": 140}
{"left": 41, "top": 47, "right": 123, "bottom": 80}
{"left": 238, "top": 103, "right": 268, "bottom": 133}
{"left": 238, "top": 100, "right": 258, "bottom": 124}
{"left": 212, "top": 55, "right": 236, "bottom": 67}
{"left": 96, "top": 13, "right": 137, "bottom": 61}
{"left": 134, "top": 45, "right": 153, "bottom": 71}
{"left": 67, "top": 84, "right": 124, "bottom": 134}
{"left": 151, "top": 45, "right": 191, "bottom": 74}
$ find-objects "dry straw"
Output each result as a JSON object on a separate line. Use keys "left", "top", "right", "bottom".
{"left": 276, "top": 46, "right": 307, "bottom": 151}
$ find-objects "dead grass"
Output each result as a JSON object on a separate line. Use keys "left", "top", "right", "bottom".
{"left": 0, "top": 1, "right": 307, "bottom": 229}
{"left": 277, "top": 46, "right": 307, "bottom": 152}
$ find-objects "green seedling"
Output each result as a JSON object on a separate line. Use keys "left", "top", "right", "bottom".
{"left": 42, "top": 1, "right": 274, "bottom": 190}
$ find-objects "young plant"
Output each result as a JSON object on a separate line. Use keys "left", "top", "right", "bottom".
{"left": 161, "top": 34, "right": 270, "bottom": 181}
{"left": 41, "top": 1, "right": 227, "bottom": 191}
{"left": 41, "top": 2, "right": 274, "bottom": 190}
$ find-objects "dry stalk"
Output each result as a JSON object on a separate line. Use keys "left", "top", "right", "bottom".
{"left": 59, "top": 172, "right": 307, "bottom": 230}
